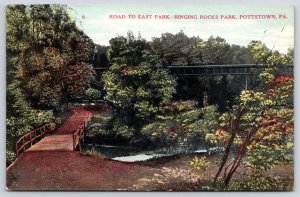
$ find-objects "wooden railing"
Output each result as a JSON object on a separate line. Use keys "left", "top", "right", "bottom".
{"left": 16, "top": 124, "right": 54, "bottom": 156}
{"left": 73, "top": 122, "right": 86, "bottom": 152}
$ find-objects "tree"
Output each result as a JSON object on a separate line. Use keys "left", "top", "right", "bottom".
{"left": 108, "top": 31, "right": 159, "bottom": 66}
{"left": 201, "top": 36, "right": 232, "bottom": 64}
{"left": 210, "top": 42, "right": 294, "bottom": 188}
{"left": 151, "top": 31, "right": 203, "bottom": 66}
{"left": 247, "top": 40, "right": 270, "bottom": 63}
{"left": 101, "top": 32, "right": 176, "bottom": 137}
{"left": 151, "top": 32, "right": 252, "bottom": 109}
{"left": 8, "top": 5, "right": 96, "bottom": 110}
{"left": 151, "top": 32, "right": 205, "bottom": 104}
{"left": 230, "top": 44, "right": 254, "bottom": 64}
{"left": 6, "top": 4, "right": 95, "bottom": 163}
{"left": 6, "top": 5, "right": 55, "bottom": 163}
{"left": 6, "top": 83, "right": 55, "bottom": 164}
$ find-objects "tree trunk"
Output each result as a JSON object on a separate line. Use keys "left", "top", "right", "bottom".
{"left": 213, "top": 117, "right": 236, "bottom": 184}
{"left": 223, "top": 128, "right": 256, "bottom": 186}
{"left": 214, "top": 107, "right": 245, "bottom": 186}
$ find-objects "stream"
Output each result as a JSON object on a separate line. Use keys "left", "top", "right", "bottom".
{"left": 83, "top": 144, "right": 216, "bottom": 162}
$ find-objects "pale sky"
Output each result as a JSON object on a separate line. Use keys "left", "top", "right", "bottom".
{"left": 69, "top": 4, "right": 294, "bottom": 54}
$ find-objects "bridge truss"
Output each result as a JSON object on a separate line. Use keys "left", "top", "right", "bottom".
{"left": 92, "top": 64, "right": 293, "bottom": 89}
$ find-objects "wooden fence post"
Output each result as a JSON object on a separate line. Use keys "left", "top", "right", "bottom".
{"left": 30, "top": 132, "right": 32, "bottom": 146}
{"left": 73, "top": 133, "right": 75, "bottom": 151}
{"left": 79, "top": 140, "right": 82, "bottom": 153}
{"left": 23, "top": 138, "right": 25, "bottom": 151}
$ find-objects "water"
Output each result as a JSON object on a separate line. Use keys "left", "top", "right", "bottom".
{"left": 83, "top": 144, "right": 216, "bottom": 162}
{"left": 112, "top": 153, "right": 166, "bottom": 162}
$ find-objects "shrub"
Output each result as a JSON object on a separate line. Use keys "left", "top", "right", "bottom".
{"left": 85, "top": 88, "right": 101, "bottom": 102}
{"left": 228, "top": 175, "right": 293, "bottom": 191}
{"left": 189, "top": 156, "right": 211, "bottom": 172}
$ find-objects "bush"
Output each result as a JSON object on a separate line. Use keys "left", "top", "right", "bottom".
{"left": 6, "top": 84, "right": 56, "bottom": 165}
{"left": 141, "top": 101, "right": 220, "bottom": 151}
{"left": 228, "top": 175, "right": 293, "bottom": 191}
{"left": 189, "top": 156, "right": 211, "bottom": 172}
{"left": 85, "top": 88, "right": 101, "bottom": 102}
{"left": 87, "top": 100, "right": 220, "bottom": 150}
{"left": 87, "top": 110, "right": 134, "bottom": 139}
{"left": 6, "top": 150, "right": 16, "bottom": 166}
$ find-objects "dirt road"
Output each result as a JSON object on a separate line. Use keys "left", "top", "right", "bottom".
{"left": 6, "top": 105, "right": 158, "bottom": 190}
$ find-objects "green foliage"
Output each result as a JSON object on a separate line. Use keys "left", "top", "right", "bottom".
{"left": 7, "top": 83, "right": 55, "bottom": 137}
{"left": 108, "top": 31, "right": 160, "bottom": 65}
{"left": 6, "top": 150, "right": 17, "bottom": 166}
{"left": 151, "top": 32, "right": 252, "bottom": 108}
{"left": 88, "top": 99, "right": 219, "bottom": 149}
{"left": 87, "top": 112, "right": 113, "bottom": 137}
{"left": 248, "top": 41, "right": 271, "bottom": 63}
{"left": 141, "top": 101, "right": 220, "bottom": 150}
{"left": 6, "top": 5, "right": 94, "bottom": 165}
{"left": 87, "top": 110, "right": 135, "bottom": 139}
{"left": 6, "top": 82, "right": 55, "bottom": 165}
{"left": 102, "top": 32, "right": 176, "bottom": 138}
{"left": 151, "top": 30, "right": 203, "bottom": 65}
{"left": 151, "top": 31, "right": 254, "bottom": 66}
{"left": 201, "top": 36, "right": 232, "bottom": 64}
{"left": 230, "top": 44, "right": 254, "bottom": 64}
{"left": 248, "top": 40, "right": 293, "bottom": 65}
{"left": 228, "top": 175, "right": 293, "bottom": 191}
{"left": 189, "top": 156, "right": 211, "bottom": 172}
{"left": 211, "top": 41, "right": 294, "bottom": 186}
{"left": 102, "top": 62, "right": 176, "bottom": 119}
{"left": 7, "top": 5, "right": 95, "bottom": 109}
{"left": 23, "top": 48, "right": 64, "bottom": 107}
{"left": 84, "top": 88, "right": 101, "bottom": 102}
{"left": 189, "top": 105, "right": 220, "bottom": 134}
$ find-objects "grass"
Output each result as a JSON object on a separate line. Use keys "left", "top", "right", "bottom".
{"left": 82, "top": 148, "right": 107, "bottom": 159}
{"left": 80, "top": 145, "right": 294, "bottom": 191}
{"left": 133, "top": 152, "right": 294, "bottom": 191}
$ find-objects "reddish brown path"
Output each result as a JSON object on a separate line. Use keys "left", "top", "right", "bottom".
{"left": 6, "top": 151, "right": 157, "bottom": 190}
{"left": 7, "top": 105, "right": 158, "bottom": 191}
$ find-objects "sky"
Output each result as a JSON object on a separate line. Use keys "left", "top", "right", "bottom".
{"left": 69, "top": 4, "right": 294, "bottom": 54}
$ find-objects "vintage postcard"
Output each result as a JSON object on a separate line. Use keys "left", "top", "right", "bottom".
{"left": 6, "top": 4, "right": 294, "bottom": 191}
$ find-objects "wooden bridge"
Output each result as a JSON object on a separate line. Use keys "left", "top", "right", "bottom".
{"left": 16, "top": 124, "right": 54, "bottom": 156}
{"left": 11, "top": 106, "right": 100, "bottom": 160}
{"left": 15, "top": 121, "right": 87, "bottom": 157}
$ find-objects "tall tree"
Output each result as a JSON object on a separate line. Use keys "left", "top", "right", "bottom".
{"left": 102, "top": 32, "right": 176, "bottom": 137}
{"left": 9, "top": 5, "right": 96, "bottom": 109}
{"left": 211, "top": 41, "right": 294, "bottom": 188}
{"left": 201, "top": 36, "right": 232, "bottom": 64}
{"left": 151, "top": 31, "right": 203, "bottom": 66}
{"left": 6, "top": 4, "right": 95, "bottom": 163}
